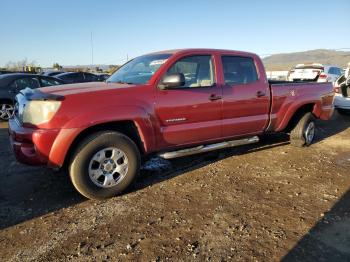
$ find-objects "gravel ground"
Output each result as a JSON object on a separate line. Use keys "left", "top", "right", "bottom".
{"left": 0, "top": 112, "right": 350, "bottom": 261}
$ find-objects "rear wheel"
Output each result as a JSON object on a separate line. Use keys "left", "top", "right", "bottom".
{"left": 0, "top": 102, "right": 14, "bottom": 121}
{"left": 69, "top": 131, "right": 140, "bottom": 200}
{"left": 290, "top": 112, "right": 316, "bottom": 147}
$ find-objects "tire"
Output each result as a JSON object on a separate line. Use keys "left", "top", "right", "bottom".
{"left": 0, "top": 102, "right": 14, "bottom": 121}
{"left": 337, "top": 108, "right": 350, "bottom": 116}
{"left": 69, "top": 131, "right": 141, "bottom": 200}
{"left": 290, "top": 112, "right": 316, "bottom": 147}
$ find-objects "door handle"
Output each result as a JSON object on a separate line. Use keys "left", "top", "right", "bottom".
{"left": 256, "top": 91, "right": 266, "bottom": 97}
{"left": 209, "top": 94, "right": 222, "bottom": 101}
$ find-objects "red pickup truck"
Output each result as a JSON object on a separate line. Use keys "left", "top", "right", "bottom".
{"left": 8, "top": 49, "right": 334, "bottom": 199}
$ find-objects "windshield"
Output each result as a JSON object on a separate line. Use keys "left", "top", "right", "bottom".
{"left": 107, "top": 54, "right": 171, "bottom": 84}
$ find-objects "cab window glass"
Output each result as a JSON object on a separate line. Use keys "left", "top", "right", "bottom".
{"left": 165, "top": 55, "right": 214, "bottom": 88}
{"left": 221, "top": 56, "right": 258, "bottom": 85}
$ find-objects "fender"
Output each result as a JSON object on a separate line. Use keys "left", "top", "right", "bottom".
{"left": 275, "top": 99, "right": 319, "bottom": 132}
{"left": 48, "top": 105, "right": 155, "bottom": 167}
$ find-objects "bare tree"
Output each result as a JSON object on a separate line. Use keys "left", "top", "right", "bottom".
{"left": 5, "top": 58, "right": 37, "bottom": 71}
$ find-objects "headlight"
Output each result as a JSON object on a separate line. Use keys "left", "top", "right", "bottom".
{"left": 23, "top": 101, "right": 61, "bottom": 125}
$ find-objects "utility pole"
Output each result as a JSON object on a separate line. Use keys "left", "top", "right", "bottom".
{"left": 90, "top": 31, "right": 94, "bottom": 70}
{"left": 126, "top": 54, "right": 129, "bottom": 62}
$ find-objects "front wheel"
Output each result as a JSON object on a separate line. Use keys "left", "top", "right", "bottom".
{"left": 69, "top": 131, "right": 141, "bottom": 200}
{"left": 290, "top": 112, "right": 316, "bottom": 147}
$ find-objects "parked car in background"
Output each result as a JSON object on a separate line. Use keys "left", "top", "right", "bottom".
{"left": 0, "top": 73, "right": 66, "bottom": 121}
{"left": 287, "top": 64, "right": 342, "bottom": 83}
{"left": 42, "top": 71, "right": 66, "bottom": 77}
{"left": 8, "top": 48, "right": 334, "bottom": 199}
{"left": 0, "top": 70, "right": 15, "bottom": 75}
{"left": 334, "top": 74, "right": 350, "bottom": 115}
{"left": 96, "top": 73, "right": 110, "bottom": 81}
{"left": 55, "top": 72, "right": 100, "bottom": 83}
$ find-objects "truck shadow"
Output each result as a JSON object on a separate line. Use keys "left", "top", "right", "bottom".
{"left": 0, "top": 112, "right": 349, "bottom": 230}
{"left": 0, "top": 130, "right": 289, "bottom": 230}
{"left": 132, "top": 112, "right": 350, "bottom": 192}
{"left": 282, "top": 189, "right": 350, "bottom": 261}
{"left": 314, "top": 111, "right": 350, "bottom": 144}
{"left": 132, "top": 133, "right": 290, "bottom": 193}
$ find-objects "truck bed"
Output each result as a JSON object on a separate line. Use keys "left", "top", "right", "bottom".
{"left": 267, "top": 80, "right": 334, "bottom": 132}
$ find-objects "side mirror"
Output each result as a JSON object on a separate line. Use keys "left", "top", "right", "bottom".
{"left": 159, "top": 73, "right": 185, "bottom": 90}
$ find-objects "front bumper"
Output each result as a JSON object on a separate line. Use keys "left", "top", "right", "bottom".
{"left": 8, "top": 118, "right": 60, "bottom": 166}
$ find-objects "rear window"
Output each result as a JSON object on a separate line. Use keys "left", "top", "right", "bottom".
{"left": 221, "top": 56, "right": 258, "bottom": 85}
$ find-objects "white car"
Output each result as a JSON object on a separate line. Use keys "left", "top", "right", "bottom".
{"left": 334, "top": 74, "right": 350, "bottom": 115}
{"left": 287, "top": 63, "right": 343, "bottom": 84}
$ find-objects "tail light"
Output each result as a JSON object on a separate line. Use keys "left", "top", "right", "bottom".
{"left": 319, "top": 73, "right": 327, "bottom": 79}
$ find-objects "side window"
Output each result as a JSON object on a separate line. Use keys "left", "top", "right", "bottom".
{"left": 40, "top": 77, "right": 61, "bottom": 87}
{"left": 65, "top": 73, "right": 79, "bottom": 82}
{"left": 335, "top": 67, "right": 342, "bottom": 75}
{"left": 221, "top": 56, "right": 258, "bottom": 85}
{"left": 12, "top": 77, "right": 40, "bottom": 90}
{"left": 164, "top": 55, "right": 214, "bottom": 88}
{"left": 84, "top": 73, "right": 98, "bottom": 81}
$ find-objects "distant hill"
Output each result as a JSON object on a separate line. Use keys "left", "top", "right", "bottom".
{"left": 263, "top": 49, "right": 350, "bottom": 71}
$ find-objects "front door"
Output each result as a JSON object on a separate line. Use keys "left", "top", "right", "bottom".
{"left": 155, "top": 55, "right": 222, "bottom": 148}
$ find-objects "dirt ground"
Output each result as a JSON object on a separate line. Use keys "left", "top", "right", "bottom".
{"left": 0, "top": 112, "right": 350, "bottom": 262}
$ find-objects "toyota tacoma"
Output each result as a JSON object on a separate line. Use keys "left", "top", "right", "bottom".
{"left": 8, "top": 49, "right": 334, "bottom": 199}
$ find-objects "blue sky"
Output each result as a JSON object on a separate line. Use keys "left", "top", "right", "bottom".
{"left": 0, "top": 0, "right": 349, "bottom": 67}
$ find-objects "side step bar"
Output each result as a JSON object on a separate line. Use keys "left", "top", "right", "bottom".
{"left": 158, "top": 136, "right": 259, "bottom": 159}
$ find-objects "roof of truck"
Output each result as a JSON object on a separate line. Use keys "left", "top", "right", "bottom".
{"left": 146, "top": 48, "right": 257, "bottom": 57}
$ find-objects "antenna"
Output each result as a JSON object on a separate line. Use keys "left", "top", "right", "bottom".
{"left": 90, "top": 31, "right": 94, "bottom": 70}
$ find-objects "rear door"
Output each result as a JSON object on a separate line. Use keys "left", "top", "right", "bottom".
{"left": 220, "top": 55, "right": 270, "bottom": 137}
{"left": 155, "top": 54, "right": 222, "bottom": 148}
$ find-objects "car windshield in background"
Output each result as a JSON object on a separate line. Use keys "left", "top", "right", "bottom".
{"left": 107, "top": 54, "right": 171, "bottom": 84}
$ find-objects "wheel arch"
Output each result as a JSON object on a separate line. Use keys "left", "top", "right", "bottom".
{"left": 0, "top": 98, "right": 14, "bottom": 104}
{"left": 62, "top": 120, "right": 146, "bottom": 169}
{"left": 283, "top": 103, "right": 316, "bottom": 133}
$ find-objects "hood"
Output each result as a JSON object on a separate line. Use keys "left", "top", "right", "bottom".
{"left": 39, "top": 82, "right": 138, "bottom": 97}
